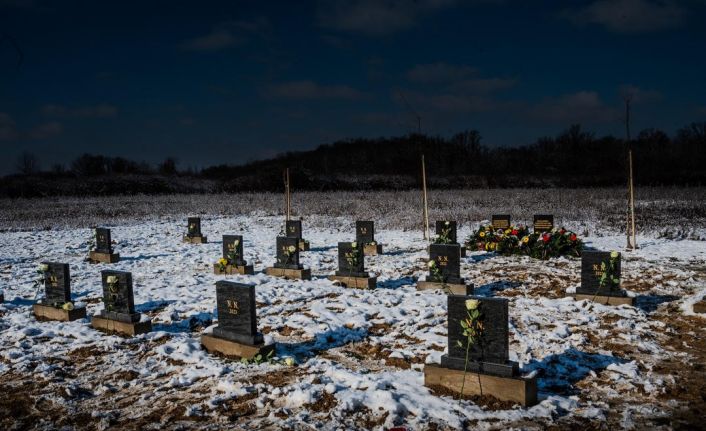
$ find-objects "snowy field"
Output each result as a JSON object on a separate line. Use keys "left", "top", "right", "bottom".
{"left": 1, "top": 192, "right": 706, "bottom": 430}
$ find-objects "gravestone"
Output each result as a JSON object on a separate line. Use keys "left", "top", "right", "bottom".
{"left": 429, "top": 244, "right": 462, "bottom": 284}
{"left": 336, "top": 242, "right": 366, "bottom": 277}
{"left": 441, "top": 295, "right": 518, "bottom": 377}
{"left": 100, "top": 270, "right": 140, "bottom": 323}
{"left": 491, "top": 215, "right": 511, "bottom": 230}
{"left": 356, "top": 221, "right": 375, "bottom": 244}
{"left": 435, "top": 220, "right": 458, "bottom": 244}
{"left": 95, "top": 228, "right": 112, "bottom": 254}
{"left": 223, "top": 235, "right": 246, "bottom": 266}
{"left": 425, "top": 294, "right": 536, "bottom": 406}
{"left": 274, "top": 236, "right": 302, "bottom": 269}
{"left": 42, "top": 262, "right": 71, "bottom": 307}
{"left": 33, "top": 262, "right": 86, "bottom": 321}
{"left": 187, "top": 217, "right": 202, "bottom": 237}
{"left": 285, "top": 220, "right": 302, "bottom": 239}
{"left": 576, "top": 251, "right": 624, "bottom": 297}
{"left": 533, "top": 215, "right": 554, "bottom": 233}
{"left": 212, "top": 281, "right": 263, "bottom": 345}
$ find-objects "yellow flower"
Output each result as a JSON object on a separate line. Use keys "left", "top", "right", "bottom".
{"left": 62, "top": 302, "right": 74, "bottom": 311}
{"left": 479, "top": 232, "right": 486, "bottom": 238}
{"left": 351, "top": 241, "right": 358, "bottom": 248}
{"left": 427, "top": 260, "right": 436, "bottom": 268}
{"left": 505, "top": 229, "right": 511, "bottom": 234}
{"left": 465, "top": 299, "right": 479, "bottom": 310}
{"left": 610, "top": 251, "right": 619, "bottom": 259}
{"left": 218, "top": 258, "right": 228, "bottom": 266}
{"left": 522, "top": 236, "right": 529, "bottom": 243}
{"left": 106, "top": 275, "right": 118, "bottom": 284}
{"left": 284, "top": 357, "right": 296, "bottom": 366}
{"left": 288, "top": 245, "right": 296, "bottom": 253}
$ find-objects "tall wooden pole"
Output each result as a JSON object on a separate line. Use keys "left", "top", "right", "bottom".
{"left": 421, "top": 154, "right": 430, "bottom": 241}
{"left": 625, "top": 98, "right": 637, "bottom": 250}
{"left": 284, "top": 168, "right": 291, "bottom": 221}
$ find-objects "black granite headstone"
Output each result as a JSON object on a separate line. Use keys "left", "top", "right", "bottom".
{"left": 274, "top": 236, "right": 302, "bottom": 269}
{"left": 491, "top": 215, "right": 511, "bottom": 230}
{"left": 95, "top": 228, "right": 112, "bottom": 254}
{"left": 441, "top": 295, "right": 518, "bottom": 377}
{"left": 285, "top": 220, "right": 302, "bottom": 239}
{"left": 42, "top": 262, "right": 70, "bottom": 307}
{"left": 335, "top": 242, "right": 366, "bottom": 277}
{"left": 435, "top": 220, "right": 458, "bottom": 244}
{"left": 213, "top": 281, "right": 263, "bottom": 345}
{"left": 356, "top": 221, "right": 375, "bottom": 244}
{"left": 429, "top": 244, "right": 462, "bottom": 284}
{"left": 100, "top": 270, "right": 140, "bottom": 323}
{"left": 222, "top": 235, "right": 246, "bottom": 266}
{"left": 533, "top": 214, "right": 554, "bottom": 233}
{"left": 576, "top": 251, "right": 624, "bottom": 297}
{"left": 187, "top": 217, "right": 202, "bottom": 237}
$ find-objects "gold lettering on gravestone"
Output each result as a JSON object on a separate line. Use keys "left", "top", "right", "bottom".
{"left": 535, "top": 220, "right": 552, "bottom": 230}
{"left": 592, "top": 263, "right": 604, "bottom": 277}
{"left": 438, "top": 256, "right": 449, "bottom": 267}
{"left": 289, "top": 226, "right": 295, "bottom": 233}
{"left": 49, "top": 275, "right": 58, "bottom": 287}
{"left": 360, "top": 227, "right": 367, "bottom": 234}
{"left": 226, "top": 299, "right": 239, "bottom": 315}
{"left": 492, "top": 218, "right": 509, "bottom": 229}
{"left": 228, "top": 243, "right": 235, "bottom": 252}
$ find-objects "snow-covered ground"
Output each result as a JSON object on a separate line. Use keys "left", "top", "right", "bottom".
{"left": 1, "top": 215, "right": 705, "bottom": 429}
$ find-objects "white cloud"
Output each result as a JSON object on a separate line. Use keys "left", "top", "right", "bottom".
{"left": 564, "top": 0, "right": 686, "bottom": 33}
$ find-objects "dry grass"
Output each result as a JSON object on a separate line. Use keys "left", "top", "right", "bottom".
{"left": 1, "top": 187, "right": 704, "bottom": 239}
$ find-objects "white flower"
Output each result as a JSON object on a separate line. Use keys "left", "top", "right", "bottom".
{"left": 38, "top": 264, "right": 49, "bottom": 272}
{"left": 62, "top": 302, "right": 74, "bottom": 311}
{"left": 234, "top": 240, "right": 240, "bottom": 246}
{"left": 287, "top": 245, "right": 296, "bottom": 253}
{"left": 465, "top": 299, "right": 480, "bottom": 310}
{"left": 445, "top": 221, "right": 450, "bottom": 226}
{"left": 106, "top": 275, "right": 118, "bottom": 284}
{"left": 610, "top": 251, "right": 619, "bottom": 259}
{"left": 427, "top": 260, "right": 436, "bottom": 268}
{"left": 284, "top": 357, "right": 296, "bottom": 366}
{"left": 351, "top": 242, "right": 358, "bottom": 249}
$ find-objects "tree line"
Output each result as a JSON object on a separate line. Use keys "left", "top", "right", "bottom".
{"left": 3, "top": 122, "right": 705, "bottom": 197}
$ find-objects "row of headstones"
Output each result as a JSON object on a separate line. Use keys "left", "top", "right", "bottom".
{"left": 490, "top": 214, "right": 554, "bottom": 232}
{"left": 29, "top": 261, "right": 538, "bottom": 404}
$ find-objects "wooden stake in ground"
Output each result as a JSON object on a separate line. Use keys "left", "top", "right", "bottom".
{"left": 624, "top": 97, "right": 638, "bottom": 250}
{"left": 421, "top": 154, "right": 430, "bottom": 241}
{"left": 284, "top": 168, "right": 291, "bottom": 221}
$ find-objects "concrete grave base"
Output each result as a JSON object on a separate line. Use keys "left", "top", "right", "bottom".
{"left": 363, "top": 244, "right": 383, "bottom": 256}
{"left": 298, "top": 240, "right": 310, "bottom": 252}
{"left": 89, "top": 251, "right": 120, "bottom": 264}
{"left": 91, "top": 315, "right": 152, "bottom": 336}
{"left": 213, "top": 264, "right": 255, "bottom": 275}
{"left": 424, "top": 364, "right": 538, "bottom": 407}
{"left": 264, "top": 267, "right": 312, "bottom": 280}
{"left": 328, "top": 274, "right": 377, "bottom": 289}
{"left": 184, "top": 235, "right": 208, "bottom": 244}
{"left": 201, "top": 333, "right": 275, "bottom": 360}
{"left": 693, "top": 300, "right": 706, "bottom": 313}
{"left": 568, "top": 293, "right": 635, "bottom": 306}
{"left": 33, "top": 303, "right": 86, "bottom": 322}
{"left": 417, "top": 281, "right": 473, "bottom": 295}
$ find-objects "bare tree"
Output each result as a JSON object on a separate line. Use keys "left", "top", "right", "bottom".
{"left": 16, "top": 151, "right": 39, "bottom": 175}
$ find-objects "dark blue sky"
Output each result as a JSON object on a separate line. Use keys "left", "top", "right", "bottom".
{"left": 1, "top": 0, "right": 704, "bottom": 174}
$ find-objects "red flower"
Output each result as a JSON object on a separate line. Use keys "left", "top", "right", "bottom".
{"left": 560, "top": 228, "right": 566, "bottom": 235}
{"left": 511, "top": 229, "right": 518, "bottom": 235}
{"left": 570, "top": 234, "right": 577, "bottom": 241}
{"left": 542, "top": 234, "right": 550, "bottom": 243}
